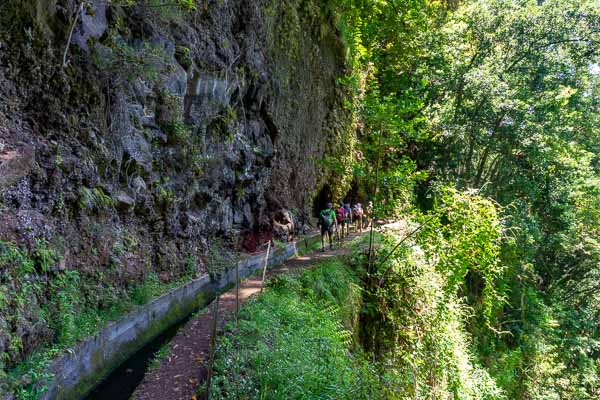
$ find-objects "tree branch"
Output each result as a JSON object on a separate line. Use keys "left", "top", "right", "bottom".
{"left": 62, "top": 1, "right": 85, "bottom": 68}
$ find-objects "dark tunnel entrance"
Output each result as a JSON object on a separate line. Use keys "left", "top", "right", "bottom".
{"left": 343, "top": 178, "right": 368, "bottom": 207}
{"left": 312, "top": 184, "right": 333, "bottom": 217}
{"left": 343, "top": 183, "right": 360, "bottom": 206}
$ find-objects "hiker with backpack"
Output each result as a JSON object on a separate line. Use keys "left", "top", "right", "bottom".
{"left": 365, "top": 200, "right": 374, "bottom": 229}
{"left": 343, "top": 202, "right": 353, "bottom": 233}
{"left": 318, "top": 202, "right": 337, "bottom": 252}
{"left": 336, "top": 203, "right": 350, "bottom": 238}
{"left": 353, "top": 203, "right": 364, "bottom": 233}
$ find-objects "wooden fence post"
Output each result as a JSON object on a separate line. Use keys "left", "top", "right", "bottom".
{"left": 260, "top": 241, "right": 272, "bottom": 293}
{"left": 205, "top": 294, "right": 220, "bottom": 399}
{"left": 235, "top": 261, "right": 240, "bottom": 327}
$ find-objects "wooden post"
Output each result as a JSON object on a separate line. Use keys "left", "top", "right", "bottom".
{"left": 260, "top": 241, "right": 272, "bottom": 293}
{"left": 368, "top": 152, "right": 381, "bottom": 273}
{"left": 235, "top": 261, "right": 240, "bottom": 328}
{"left": 205, "top": 294, "right": 220, "bottom": 399}
{"left": 234, "top": 261, "right": 240, "bottom": 400}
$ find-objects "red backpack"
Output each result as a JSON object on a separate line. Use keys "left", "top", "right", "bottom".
{"left": 336, "top": 207, "right": 346, "bottom": 223}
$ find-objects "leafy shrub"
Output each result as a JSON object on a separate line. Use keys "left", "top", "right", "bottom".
{"left": 129, "top": 273, "right": 162, "bottom": 305}
{"left": 92, "top": 31, "right": 168, "bottom": 84}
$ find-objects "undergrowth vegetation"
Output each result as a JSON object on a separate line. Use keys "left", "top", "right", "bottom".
{"left": 358, "top": 190, "right": 507, "bottom": 399}
{"left": 208, "top": 259, "right": 382, "bottom": 399}
{"left": 208, "top": 208, "right": 508, "bottom": 399}
{"left": 208, "top": 175, "right": 596, "bottom": 398}
{"left": 0, "top": 240, "right": 197, "bottom": 399}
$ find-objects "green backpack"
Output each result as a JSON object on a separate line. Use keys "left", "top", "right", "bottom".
{"left": 320, "top": 209, "right": 334, "bottom": 228}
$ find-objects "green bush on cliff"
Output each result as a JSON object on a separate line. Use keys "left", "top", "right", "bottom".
{"left": 78, "top": 187, "right": 116, "bottom": 211}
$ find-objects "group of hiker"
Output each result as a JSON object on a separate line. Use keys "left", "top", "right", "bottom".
{"left": 317, "top": 201, "right": 373, "bottom": 252}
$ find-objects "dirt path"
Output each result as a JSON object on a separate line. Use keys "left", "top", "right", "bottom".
{"left": 131, "top": 233, "right": 363, "bottom": 400}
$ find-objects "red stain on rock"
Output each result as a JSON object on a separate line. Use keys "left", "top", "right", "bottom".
{"left": 240, "top": 230, "right": 272, "bottom": 253}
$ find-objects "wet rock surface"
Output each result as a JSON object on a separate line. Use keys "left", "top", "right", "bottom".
{"left": 0, "top": 0, "right": 354, "bottom": 382}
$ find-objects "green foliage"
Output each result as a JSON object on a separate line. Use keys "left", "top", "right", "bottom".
{"left": 185, "top": 255, "right": 196, "bottom": 276}
{"left": 295, "top": 235, "right": 326, "bottom": 256}
{"left": 156, "top": 186, "right": 176, "bottom": 207}
{"left": 291, "top": 259, "right": 363, "bottom": 333}
{"left": 156, "top": 90, "right": 191, "bottom": 145}
{"left": 334, "top": 0, "right": 599, "bottom": 398}
{"left": 129, "top": 273, "right": 162, "bottom": 305}
{"left": 78, "top": 187, "right": 115, "bottom": 211}
{"left": 112, "top": 0, "right": 196, "bottom": 9}
{"left": 209, "top": 259, "right": 383, "bottom": 399}
{"left": 154, "top": 176, "right": 178, "bottom": 208}
{"left": 182, "top": 146, "right": 207, "bottom": 177}
{"left": 146, "top": 0, "right": 197, "bottom": 22}
{"left": 148, "top": 342, "right": 171, "bottom": 371}
{"left": 360, "top": 202, "right": 505, "bottom": 398}
{"left": 54, "top": 146, "right": 63, "bottom": 168}
{"left": 423, "top": 187, "right": 506, "bottom": 325}
{"left": 93, "top": 31, "right": 168, "bottom": 84}
{"left": 1, "top": 239, "right": 200, "bottom": 396}
{"left": 49, "top": 270, "right": 81, "bottom": 345}
{"left": 163, "top": 117, "right": 190, "bottom": 144}
{"left": 11, "top": 354, "right": 53, "bottom": 400}
{"left": 330, "top": 0, "right": 438, "bottom": 212}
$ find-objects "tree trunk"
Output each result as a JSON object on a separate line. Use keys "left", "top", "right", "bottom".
{"left": 474, "top": 115, "right": 504, "bottom": 187}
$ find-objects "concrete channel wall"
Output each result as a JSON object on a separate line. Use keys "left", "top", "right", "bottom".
{"left": 5, "top": 235, "right": 320, "bottom": 400}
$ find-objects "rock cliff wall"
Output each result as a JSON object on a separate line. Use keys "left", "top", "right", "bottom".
{"left": 0, "top": 0, "right": 355, "bottom": 386}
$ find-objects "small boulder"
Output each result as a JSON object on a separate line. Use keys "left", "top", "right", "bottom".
{"left": 132, "top": 176, "right": 147, "bottom": 193}
{"left": 0, "top": 146, "right": 35, "bottom": 192}
{"left": 115, "top": 191, "right": 135, "bottom": 211}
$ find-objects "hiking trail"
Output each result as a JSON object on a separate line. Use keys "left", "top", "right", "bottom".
{"left": 131, "top": 232, "right": 365, "bottom": 400}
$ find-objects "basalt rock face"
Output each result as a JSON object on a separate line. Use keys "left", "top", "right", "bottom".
{"left": 0, "top": 0, "right": 353, "bottom": 381}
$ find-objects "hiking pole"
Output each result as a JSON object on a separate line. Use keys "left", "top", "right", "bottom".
{"left": 260, "top": 240, "right": 272, "bottom": 293}
{"left": 206, "top": 294, "right": 220, "bottom": 399}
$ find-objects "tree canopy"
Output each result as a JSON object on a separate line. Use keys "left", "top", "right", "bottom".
{"left": 335, "top": 0, "right": 599, "bottom": 397}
